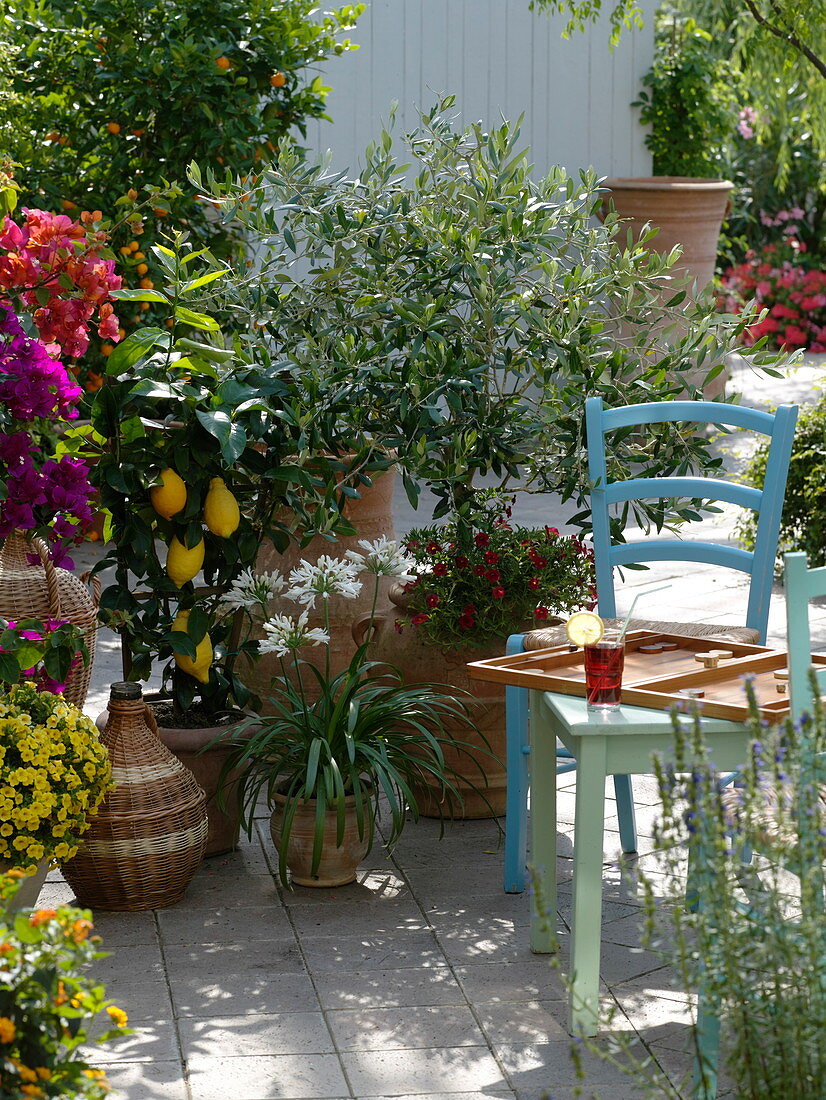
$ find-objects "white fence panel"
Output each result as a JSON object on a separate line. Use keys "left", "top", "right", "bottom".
{"left": 304, "top": 0, "right": 655, "bottom": 180}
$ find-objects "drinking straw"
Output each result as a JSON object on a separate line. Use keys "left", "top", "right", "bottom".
{"left": 616, "top": 583, "right": 672, "bottom": 643}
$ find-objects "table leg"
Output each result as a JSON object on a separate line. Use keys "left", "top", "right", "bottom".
{"left": 569, "top": 734, "right": 608, "bottom": 1036}
{"left": 529, "top": 689, "right": 557, "bottom": 954}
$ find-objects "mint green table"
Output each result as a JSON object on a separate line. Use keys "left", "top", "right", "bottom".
{"left": 528, "top": 689, "right": 752, "bottom": 1036}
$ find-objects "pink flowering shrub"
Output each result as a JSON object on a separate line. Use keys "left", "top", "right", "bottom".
{"left": 718, "top": 211, "right": 826, "bottom": 352}
{"left": 0, "top": 208, "right": 121, "bottom": 358}
{"left": 0, "top": 615, "right": 88, "bottom": 693}
{"left": 0, "top": 208, "right": 122, "bottom": 564}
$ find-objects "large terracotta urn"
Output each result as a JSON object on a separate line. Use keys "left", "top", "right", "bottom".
{"left": 248, "top": 463, "right": 397, "bottom": 709}
{"left": 364, "top": 592, "right": 509, "bottom": 819}
{"left": 601, "top": 176, "right": 733, "bottom": 399}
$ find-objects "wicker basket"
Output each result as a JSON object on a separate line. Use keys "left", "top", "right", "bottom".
{"left": 62, "top": 682, "right": 208, "bottom": 910}
{"left": 0, "top": 531, "right": 99, "bottom": 707}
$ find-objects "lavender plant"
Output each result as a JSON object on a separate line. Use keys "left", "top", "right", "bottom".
{"left": 546, "top": 680, "right": 826, "bottom": 1098}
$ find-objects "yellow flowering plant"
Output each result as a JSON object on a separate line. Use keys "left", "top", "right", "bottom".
{"left": 0, "top": 878, "right": 130, "bottom": 1098}
{"left": 0, "top": 684, "right": 112, "bottom": 872}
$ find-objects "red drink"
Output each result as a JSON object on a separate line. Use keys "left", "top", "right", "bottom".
{"left": 584, "top": 634, "right": 624, "bottom": 710}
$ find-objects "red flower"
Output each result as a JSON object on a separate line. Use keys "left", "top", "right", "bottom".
{"left": 491, "top": 586, "right": 505, "bottom": 600}
{"left": 454, "top": 555, "right": 469, "bottom": 569}
{"left": 433, "top": 562, "right": 448, "bottom": 577}
{"left": 483, "top": 551, "right": 499, "bottom": 564}
{"left": 474, "top": 532, "right": 490, "bottom": 548}
{"left": 473, "top": 564, "right": 487, "bottom": 576}
{"left": 411, "top": 613, "right": 429, "bottom": 626}
{"left": 486, "top": 569, "right": 501, "bottom": 583}
{"left": 458, "top": 612, "right": 475, "bottom": 629}
{"left": 530, "top": 554, "right": 548, "bottom": 569}
{"left": 528, "top": 576, "right": 540, "bottom": 590}
{"left": 426, "top": 542, "right": 441, "bottom": 554}
{"left": 535, "top": 606, "right": 550, "bottom": 619}
{"left": 393, "top": 619, "right": 404, "bottom": 634}
{"left": 545, "top": 526, "right": 559, "bottom": 538}
{"left": 426, "top": 593, "right": 440, "bottom": 609}
{"left": 462, "top": 603, "right": 476, "bottom": 614}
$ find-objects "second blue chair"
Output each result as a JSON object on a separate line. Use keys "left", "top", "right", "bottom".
{"left": 503, "top": 395, "right": 798, "bottom": 893}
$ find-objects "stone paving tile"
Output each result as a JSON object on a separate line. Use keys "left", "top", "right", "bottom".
{"left": 157, "top": 904, "right": 295, "bottom": 945}
{"left": 326, "top": 1004, "right": 486, "bottom": 1052}
{"left": 301, "top": 930, "right": 448, "bottom": 973}
{"left": 278, "top": 868, "right": 410, "bottom": 906}
{"left": 163, "top": 938, "right": 305, "bottom": 979}
{"left": 170, "top": 967, "right": 320, "bottom": 1019}
{"left": 94, "top": 980, "right": 173, "bottom": 1023}
{"left": 97, "top": 1060, "right": 188, "bottom": 1100}
{"left": 340, "top": 1046, "right": 509, "bottom": 1097}
{"left": 87, "top": 941, "right": 165, "bottom": 983}
{"left": 86, "top": 907, "right": 159, "bottom": 947}
{"left": 475, "top": 1001, "right": 569, "bottom": 1045}
{"left": 165, "top": 865, "right": 281, "bottom": 909}
{"left": 494, "top": 1039, "right": 666, "bottom": 1092}
{"left": 186, "top": 1053, "right": 349, "bottom": 1100}
{"left": 366, "top": 1094, "right": 514, "bottom": 1100}
{"left": 179, "top": 1013, "right": 336, "bottom": 1059}
{"left": 453, "top": 958, "right": 566, "bottom": 1005}
{"left": 84, "top": 1018, "right": 180, "bottom": 1065}
{"left": 288, "top": 898, "right": 429, "bottom": 937}
{"left": 313, "top": 966, "right": 467, "bottom": 1011}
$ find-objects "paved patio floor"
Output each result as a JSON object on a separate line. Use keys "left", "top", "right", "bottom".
{"left": 41, "top": 354, "right": 825, "bottom": 1099}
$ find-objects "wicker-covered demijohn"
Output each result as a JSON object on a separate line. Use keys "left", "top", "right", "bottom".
{"left": 0, "top": 531, "right": 99, "bottom": 707}
{"left": 62, "top": 682, "right": 208, "bottom": 910}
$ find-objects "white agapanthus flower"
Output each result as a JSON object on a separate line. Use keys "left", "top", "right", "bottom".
{"left": 285, "top": 555, "right": 363, "bottom": 608}
{"left": 258, "top": 611, "right": 330, "bottom": 657}
{"left": 346, "top": 536, "right": 417, "bottom": 582}
{"left": 221, "top": 568, "right": 286, "bottom": 613}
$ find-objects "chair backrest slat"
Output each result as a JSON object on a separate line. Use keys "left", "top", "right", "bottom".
{"left": 587, "top": 396, "right": 798, "bottom": 642}
{"left": 784, "top": 552, "right": 826, "bottom": 719}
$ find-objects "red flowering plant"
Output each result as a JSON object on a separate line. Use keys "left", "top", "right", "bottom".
{"left": 0, "top": 204, "right": 124, "bottom": 565}
{"left": 718, "top": 213, "right": 826, "bottom": 352}
{"left": 397, "top": 500, "right": 596, "bottom": 649}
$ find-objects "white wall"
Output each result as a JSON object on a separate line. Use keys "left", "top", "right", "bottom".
{"left": 305, "top": 0, "right": 655, "bottom": 180}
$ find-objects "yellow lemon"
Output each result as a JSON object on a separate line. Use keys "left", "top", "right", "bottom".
{"left": 150, "top": 468, "right": 187, "bottom": 520}
{"left": 166, "top": 536, "right": 205, "bottom": 587}
{"left": 171, "top": 610, "right": 213, "bottom": 684}
{"left": 565, "top": 610, "right": 605, "bottom": 647}
{"left": 203, "top": 477, "right": 240, "bottom": 538}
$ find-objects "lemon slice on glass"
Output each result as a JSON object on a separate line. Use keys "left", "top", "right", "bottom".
{"left": 565, "top": 610, "right": 605, "bottom": 647}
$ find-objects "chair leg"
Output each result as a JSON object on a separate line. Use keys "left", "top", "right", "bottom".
{"left": 613, "top": 773, "right": 638, "bottom": 853}
{"left": 504, "top": 681, "right": 529, "bottom": 893}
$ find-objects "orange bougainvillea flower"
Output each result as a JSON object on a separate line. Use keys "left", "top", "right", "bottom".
{"left": 0, "top": 1016, "right": 16, "bottom": 1043}
{"left": 86, "top": 373, "right": 104, "bottom": 393}
{"left": 270, "top": 71, "right": 286, "bottom": 87}
{"left": 61, "top": 199, "right": 76, "bottom": 211}
{"left": 215, "top": 56, "right": 231, "bottom": 70}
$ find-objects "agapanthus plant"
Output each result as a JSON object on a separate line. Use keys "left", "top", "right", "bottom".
{"left": 215, "top": 539, "right": 482, "bottom": 886}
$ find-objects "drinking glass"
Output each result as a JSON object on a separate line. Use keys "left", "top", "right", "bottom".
{"left": 584, "top": 630, "right": 625, "bottom": 711}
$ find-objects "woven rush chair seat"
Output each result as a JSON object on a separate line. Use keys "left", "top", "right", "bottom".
{"left": 523, "top": 618, "right": 760, "bottom": 651}
{"left": 719, "top": 781, "right": 826, "bottom": 859}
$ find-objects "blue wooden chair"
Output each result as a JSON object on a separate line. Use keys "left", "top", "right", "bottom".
{"left": 692, "top": 548, "right": 826, "bottom": 1097}
{"left": 503, "top": 396, "right": 799, "bottom": 892}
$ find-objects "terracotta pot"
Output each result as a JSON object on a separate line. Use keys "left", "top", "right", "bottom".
{"left": 0, "top": 859, "right": 50, "bottom": 914}
{"left": 269, "top": 791, "right": 372, "bottom": 887}
{"left": 363, "top": 597, "right": 511, "bottom": 819}
{"left": 247, "top": 462, "right": 397, "bottom": 710}
{"left": 601, "top": 176, "right": 733, "bottom": 399}
{"left": 96, "top": 699, "right": 249, "bottom": 858}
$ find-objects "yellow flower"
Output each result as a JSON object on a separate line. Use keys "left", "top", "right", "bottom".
{"left": 0, "top": 1016, "right": 15, "bottom": 1042}
{"left": 106, "top": 1005, "right": 128, "bottom": 1027}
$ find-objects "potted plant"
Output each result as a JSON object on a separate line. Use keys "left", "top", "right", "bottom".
{"left": 369, "top": 496, "right": 596, "bottom": 816}
{"left": 0, "top": 877, "right": 130, "bottom": 1096}
{"left": 81, "top": 234, "right": 365, "bottom": 854}
{"left": 0, "top": 681, "right": 113, "bottom": 907}
{"left": 216, "top": 538, "right": 482, "bottom": 887}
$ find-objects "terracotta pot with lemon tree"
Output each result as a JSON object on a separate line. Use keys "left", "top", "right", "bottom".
{"left": 84, "top": 235, "right": 359, "bottom": 854}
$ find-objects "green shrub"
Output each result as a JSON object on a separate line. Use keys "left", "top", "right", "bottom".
{"left": 737, "top": 395, "right": 826, "bottom": 568}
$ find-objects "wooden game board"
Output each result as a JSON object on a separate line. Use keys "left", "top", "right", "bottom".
{"left": 466, "top": 630, "right": 825, "bottom": 722}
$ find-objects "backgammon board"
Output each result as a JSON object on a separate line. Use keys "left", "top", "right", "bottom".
{"left": 466, "top": 631, "right": 822, "bottom": 722}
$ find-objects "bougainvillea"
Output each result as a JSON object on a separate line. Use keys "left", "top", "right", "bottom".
{"left": 0, "top": 208, "right": 121, "bottom": 358}
{"left": 398, "top": 504, "right": 596, "bottom": 649}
